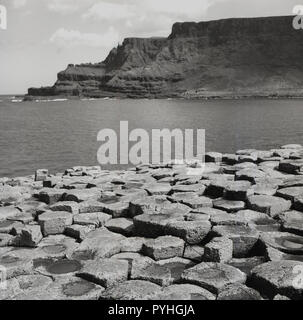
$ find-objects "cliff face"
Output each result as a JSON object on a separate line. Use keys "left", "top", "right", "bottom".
{"left": 28, "top": 16, "right": 303, "bottom": 98}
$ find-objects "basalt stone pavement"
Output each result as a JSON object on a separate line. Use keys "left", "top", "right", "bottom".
{"left": 1, "top": 145, "right": 303, "bottom": 300}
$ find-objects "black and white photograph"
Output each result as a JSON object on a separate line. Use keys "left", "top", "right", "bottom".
{"left": 0, "top": 0, "right": 303, "bottom": 306}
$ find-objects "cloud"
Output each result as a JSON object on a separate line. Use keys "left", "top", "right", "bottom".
{"left": 82, "top": 0, "right": 220, "bottom": 22}
{"left": 45, "top": 0, "right": 226, "bottom": 37}
{"left": 144, "top": 0, "right": 214, "bottom": 19}
{"left": 13, "top": 0, "right": 27, "bottom": 9}
{"left": 49, "top": 27, "right": 120, "bottom": 48}
{"left": 82, "top": 2, "right": 135, "bottom": 21}
{"left": 46, "top": 0, "right": 95, "bottom": 14}
{"left": 78, "top": 0, "right": 225, "bottom": 38}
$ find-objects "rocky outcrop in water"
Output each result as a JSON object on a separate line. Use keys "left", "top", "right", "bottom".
{"left": 27, "top": 16, "right": 303, "bottom": 99}
{"left": 1, "top": 144, "right": 303, "bottom": 300}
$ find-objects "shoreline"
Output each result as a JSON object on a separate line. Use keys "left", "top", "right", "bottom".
{"left": 10, "top": 94, "right": 303, "bottom": 102}
{"left": 3, "top": 92, "right": 303, "bottom": 102}
{"left": 1, "top": 144, "right": 303, "bottom": 300}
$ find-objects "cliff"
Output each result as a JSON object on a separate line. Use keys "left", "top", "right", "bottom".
{"left": 28, "top": 16, "right": 303, "bottom": 99}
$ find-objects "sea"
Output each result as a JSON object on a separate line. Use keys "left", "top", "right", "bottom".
{"left": 1, "top": 95, "right": 303, "bottom": 178}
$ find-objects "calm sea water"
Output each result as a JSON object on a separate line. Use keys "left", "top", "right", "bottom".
{"left": 1, "top": 97, "right": 303, "bottom": 178}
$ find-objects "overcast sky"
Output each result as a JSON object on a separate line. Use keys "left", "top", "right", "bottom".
{"left": 0, "top": 0, "right": 299, "bottom": 94}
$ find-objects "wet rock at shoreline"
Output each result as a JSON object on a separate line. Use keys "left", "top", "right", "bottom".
{"left": 0, "top": 252, "right": 33, "bottom": 279}
{"left": 40, "top": 277, "right": 103, "bottom": 300}
{"left": 38, "top": 235, "right": 79, "bottom": 260}
{"left": 260, "top": 231, "right": 303, "bottom": 255}
{"left": 228, "top": 256, "right": 266, "bottom": 275}
{"left": 212, "top": 225, "right": 259, "bottom": 258}
{"left": 34, "top": 259, "right": 83, "bottom": 278}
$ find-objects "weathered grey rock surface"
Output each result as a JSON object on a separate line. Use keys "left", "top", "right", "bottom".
{"left": 1, "top": 146, "right": 303, "bottom": 300}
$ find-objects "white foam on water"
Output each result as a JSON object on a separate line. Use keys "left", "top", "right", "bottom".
{"left": 35, "top": 98, "right": 68, "bottom": 103}
{"left": 52, "top": 98, "right": 68, "bottom": 102}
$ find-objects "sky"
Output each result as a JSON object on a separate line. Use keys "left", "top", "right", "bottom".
{"left": 0, "top": 0, "right": 299, "bottom": 94}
